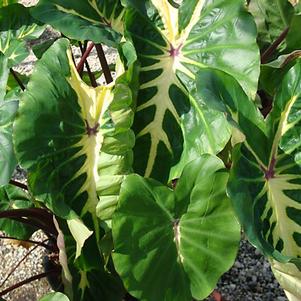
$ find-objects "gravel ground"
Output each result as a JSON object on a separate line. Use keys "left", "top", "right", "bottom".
{"left": 0, "top": 231, "right": 52, "bottom": 301}
{"left": 207, "top": 239, "right": 286, "bottom": 301}
{"left": 0, "top": 0, "right": 288, "bottom": 300}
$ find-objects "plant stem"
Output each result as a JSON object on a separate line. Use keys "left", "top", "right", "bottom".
{"left": 9, "top": 69, "right": 25, "bottom": 91}
{"left": 78, "top": 41, "right": 97, "bottom": 87}
{"left": 0, "top": 239, "right": 50, "bottom": 288}
{"left": 95, "top": 43, "right": 113, "bottom": 84}
{"left": 261, "top": 27, "right": 289, "bottom": 64}
{"left": 77, "top": 41, "right": 86, "bottom": 76}
{"left": 76, "top": 42, "right": 95, "bottom": 73}
{"left": 0, "top": 270, "right": 59, "bottom": 297}
{"left": 0, "top": 236, "right": 52, "bottom": 251}
{"left": 9, "top": 180, "right": 28, "bottom": 190}
{"left": 0, "top": 209, "right": 57, "bottom": 237}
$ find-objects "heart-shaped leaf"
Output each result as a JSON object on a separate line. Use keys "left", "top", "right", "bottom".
{"left": 124, "top": 0, "right": 259, "bottom": 182}
{"left": 112, "top": 155, "right": 240, "bottom": 301}
{"left": 14, "top": 38, "right": 137, "bottom": 253}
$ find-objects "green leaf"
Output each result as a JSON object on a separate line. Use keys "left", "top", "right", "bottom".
{"left": 294, "top": 1, "right": 301, "bottom": 13}
{"left": 39, "top": 292, "right": 70, "bottom": 301}
{"left": 5, "top": 71, "right": 28, "bottom": 100}
{"left": 32, "top": 38, "right": 58, "bottom": 59}
{"left": 125, "top": 0, "right": 259, "bottom": 183}
{"left": 260, "top": 50, "right": 301, "bottom": 96}
{"left": 14, "top": 38, "right": 136, "bottom": 237}
{"left": 286, "top": 15, "right": 301, "bottom": 53}
{"left": 0, "top": 99, "right": 18, "bottom": 186}
{"left": 197, "top": 61, "right": 301, "bottom": 270}
{"left": 196, "top": 68, "right": 267, "bottom": 160}
{"left": 0, "top": 184, "right": 34, "bottom": 239}
{"left": 31, "top": 0, "right": 125, "bottom": 47}
{"left": 0, "top": 52, "right": 9, "bottom": 101}
{"left": 248, "top": 0, "right": 294, "bottom": 51}
{"left": 0, "top": 3, "right": 45, "bottom": 67}
{"left": 112, "top": 155, "right": 240, "bottom": 301}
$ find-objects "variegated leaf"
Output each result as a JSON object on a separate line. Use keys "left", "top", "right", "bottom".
{"left": 0, "top": 3, "right": 44, "bottom": 67}
{"left": 14, "top": 39, "right": 136, "bottom": 252}
{"left": 124, "top": 0, "right": 259, "bottom": 182}
{"left": 31, "top": 0, "right": 125, "bottom": 47}
{"left": 53, "top": 218, "right": 124, "bottom": 301}
{"left": 196, "top": 61, "right": 301, "bottom": 276}
{"left": 271, "top": 259, "right": 301, "bottom": 301}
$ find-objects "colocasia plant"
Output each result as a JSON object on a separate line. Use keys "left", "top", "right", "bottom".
{"left": 0, "top": 0, "right": 301, "bottom": 300}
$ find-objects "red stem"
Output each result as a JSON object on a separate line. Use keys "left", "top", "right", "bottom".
{"left": 0, "top": 209, "right": 57, "bottom": 236}
{"left": 9, "top": 180, "right": 28, "bottom": 190}
{"left": 76, "top": 42, "right": 95, "bottom": 72}
{"left": 78, "top": 41, "right": 98, "bottom": 87}
{"left": 0, "top": 239, "right": 50, "bottom": 288}
{"left": 261, "top": 27, "right": 289, "bottom": 64}
{"left": 0, "top": 270, "right": 59, "bottom": 297}
{"left": 95, "top": 43, "right": 113, "bottom": 84}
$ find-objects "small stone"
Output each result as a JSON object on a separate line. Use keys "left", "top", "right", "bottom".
{"left": 276, "top": 296, "right": 287, "bottom": 301}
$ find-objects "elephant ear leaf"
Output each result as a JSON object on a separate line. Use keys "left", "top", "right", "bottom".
{"left": 125, "top": 0, "right": 259, "bottom": 183}
{"left": 14, "top": 38, "right": 136, "bottom": 255}
{"left": 197, "top": 60, "right": 301, "bottom": 290}
{"left": 112, "top": 155, "right": 240, "bottom": 301}
{"left": 31, "top": 0, "right": 125, "bottom": 47}
{"left": 0, "top": 3, "right": 44, "bottom": 67}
